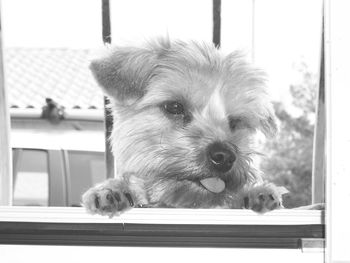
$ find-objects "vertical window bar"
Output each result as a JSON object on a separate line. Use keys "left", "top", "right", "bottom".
{"left": 251, "top": 0, "right": 255, "bottom": 62}
{"left": 0, "top": 8, "right": 13, "bottom": 206}
{"left": 213, "top": 0, "right": 221, "bottom": 48}
{"left": 102, "top": 0, "right": 112, "bottom": 45}
{"left": 101, "top": 0, "right": 114, "bottom": 179}
{"left": 312, "top": 8, "right": 325, "bottom": 204}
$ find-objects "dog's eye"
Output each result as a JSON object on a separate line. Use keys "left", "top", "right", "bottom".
{"left": 163, "top": 101, "right": 185, "bottom": 115}
{"left": 229, "top": 117, "right": 245, "bottom": 131}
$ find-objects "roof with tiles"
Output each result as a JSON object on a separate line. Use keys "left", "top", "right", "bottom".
{"left": 4, "top": 48, "right": 104, "bottom": 110}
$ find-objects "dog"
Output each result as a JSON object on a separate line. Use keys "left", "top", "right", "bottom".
{"left": 82, "top": 39, "right": 290, "bottom": 217}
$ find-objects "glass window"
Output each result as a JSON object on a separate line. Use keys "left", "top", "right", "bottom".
{"left": 67, "top": 151, "right": 106, "bottom": 207}
{"left": 13, "top": 149, "right": 49, "bottom": 206}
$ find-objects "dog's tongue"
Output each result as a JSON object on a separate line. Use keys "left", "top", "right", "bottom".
{"left": 200, "top": 177, "right": 225, "bottom": 193}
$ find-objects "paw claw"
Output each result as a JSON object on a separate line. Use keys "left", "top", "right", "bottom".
{"left": 243, "top": 197, "right": 249, "bottom": 209}
{"left": 113, "top": 192, "right": 121, "bottom": 202}
{"left": 94, "top": 195, "right": 100, "bottom": 209}
{"left": 124, "top": 192, "right": 134, "bottom": 207}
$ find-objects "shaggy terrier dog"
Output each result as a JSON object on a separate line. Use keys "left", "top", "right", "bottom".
{"left": 82, "top": 39, "right": 289, "bottom": 217}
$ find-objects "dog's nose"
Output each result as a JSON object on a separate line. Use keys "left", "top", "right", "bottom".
{"left": 207, "top": 142, "right": 236, "bottom": 173}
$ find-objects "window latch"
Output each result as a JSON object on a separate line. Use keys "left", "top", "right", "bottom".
{"left": 301, "top": 238, "right": 325, "bottom": 253}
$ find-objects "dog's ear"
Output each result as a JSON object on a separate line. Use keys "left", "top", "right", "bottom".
{"left": 89, "top": 47, "right": 158, "bottom": 103}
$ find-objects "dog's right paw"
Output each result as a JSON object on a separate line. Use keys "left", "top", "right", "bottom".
{"left": 243, "top": 183, "right": 289, "bottom": 214}
{"left": 82, "top": 180, "right": 135, "bottom": 217}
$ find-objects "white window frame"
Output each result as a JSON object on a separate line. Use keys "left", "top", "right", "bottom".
{"left": 0, "top": 0, "right": 328, "bottom": 252}
{"left": 0, "top": 206, "right": 323, "bottom": 249}
{"left": 0, "top": 7, "right": 12, "bottom": 206}
{"left": 324, "top": 0, "right": 350, "bottom": 262}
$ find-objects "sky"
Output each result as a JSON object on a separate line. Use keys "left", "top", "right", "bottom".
{"left": 1, "top": 0, "right": 323, "bottom": 102}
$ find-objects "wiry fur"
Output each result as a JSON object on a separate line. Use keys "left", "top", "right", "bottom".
{"left": 83, "top": 39, "right": 286, "bottom": 216}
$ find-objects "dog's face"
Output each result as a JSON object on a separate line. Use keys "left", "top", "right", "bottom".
{"left": 90, "top": 40, "right": 277, "bottom": 208}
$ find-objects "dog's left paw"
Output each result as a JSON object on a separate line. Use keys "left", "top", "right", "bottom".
{"left": 243, "top": 184, "right": 288, "bottom": 213}
{"left": 82, "top": 179, "right": 135, "bottom": 217}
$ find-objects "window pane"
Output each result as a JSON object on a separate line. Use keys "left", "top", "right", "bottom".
{"left": 253, "top": 0, "right": 323, "bottom": 208}
{"left": 13, "top": 150, "right": 49, "bottom": 206}
{"left": 110, "top": 0, "right": 212, "bottom": 43}
{"left": 2, "top": 0, "right": 101, "bottom": 48}
{"left": 67, "top": 151, "right": 106, "bottom": 207}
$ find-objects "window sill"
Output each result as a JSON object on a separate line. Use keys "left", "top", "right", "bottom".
{"left": 0, "top": 206, "right": 324, "bottom": 248}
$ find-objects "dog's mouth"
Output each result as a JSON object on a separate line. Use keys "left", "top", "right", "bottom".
{"left": 198, "top": 177, "right": 226, "bottom": 194}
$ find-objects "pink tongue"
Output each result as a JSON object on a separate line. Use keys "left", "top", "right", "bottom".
{"left": 200, "top": 178, "right": 225, "bottom": 193}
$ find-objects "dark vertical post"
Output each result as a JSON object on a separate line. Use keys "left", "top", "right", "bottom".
{"left": 102, "top": 0, "right": 112, "bottom": 45}
{"left": 312, "top": 9, "right": 325, "bottom": 204}
{"left": 101, "top": 0, "right": 114, "bottom": 179}
{"left": 251, "top": 0, "right": 255, "bottom": 62}
{"left": 213, "top": 0, "right": 221, "bottom": 48}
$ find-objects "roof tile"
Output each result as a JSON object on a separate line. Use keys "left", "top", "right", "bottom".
{"left": 4, "top": 48, "right": 104, "bottom": 110}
